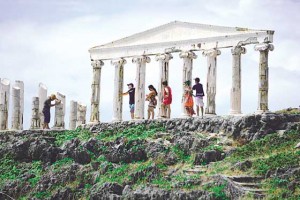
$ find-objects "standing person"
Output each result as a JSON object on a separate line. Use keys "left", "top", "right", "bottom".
{"left": 42, "top": 94, "right": 60, "bottom": 129}
{"left": 192, "top": 77, "right": 205, "bottom": 118}
{"left": 183, "top": 80, "right": 195, "bottom": 117}
{"left": 161, "top": 81, "right": 172, "bottom": 118}
{"left": 146, "top": 85, "right": 158, "bottom": 119}
{"left": 123, "top": 83, "right": 135, "bottom": 119}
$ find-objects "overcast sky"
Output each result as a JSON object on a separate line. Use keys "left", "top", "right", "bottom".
{"left": 0, "top": 0, "right": 299, "bottom": 129}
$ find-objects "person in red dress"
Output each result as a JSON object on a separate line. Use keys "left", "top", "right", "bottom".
{"left": 161, "top": 80, "right": 172, "bottom": 118}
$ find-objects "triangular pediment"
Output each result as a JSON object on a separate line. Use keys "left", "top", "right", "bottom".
{"left": 90, "top": 21, "right": 269, "bottom": 50}
{"left": 89, "top": 21, "right": 274, "bottom": 60}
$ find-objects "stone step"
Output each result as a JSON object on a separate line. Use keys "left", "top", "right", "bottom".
{"left": 183, "top": 168, "right": 206, "bottom": 174}
{"left": 243, "top": 188, "right": 267, "bottom": 194}
{"left": 234, "top": 182, "right": 262, "bottom": 188}
{"left": 227, "top": 176, "right": 264, "bottom": 183}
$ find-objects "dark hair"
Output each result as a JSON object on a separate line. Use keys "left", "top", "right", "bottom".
{"left": 184, "top": 80, "right": 191, "bottom": 86}
{"left": 162, "top": 80, "right": 168, "bottom": 86}
{"left": 148, "top": 85, "right": 158, "bottom": 96}
{"left": 195, "top": 78, "right": 200, "bottom": 83}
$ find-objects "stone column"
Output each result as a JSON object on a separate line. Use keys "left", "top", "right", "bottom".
{"left": 76, "top": 103, "right": 87, "bottom": 127}
{"left": 90, "top": 60, "right": 104, "bottom": 123}
{"left": 156, "top": 53, "right": 173, "bottom": 118}
{"left": 30, "top": 97, "right": 40, "bottom": 129}
{"left": 230, "top": 46, "right": 246, "bottom": 115}
{"left": 69, "top": 100, "right": 78, "bottom": 130}
{"left": 132, "top": 56, "right": 151, "bottom": 119}
{"left": 53, "top": 92, "right": 66, "bottom": 129}
{"left": 112, "top": 58, "right": 126, "bottom": 122}
{"left": 11, "top": 86, "right": 21, "bottom": 130}
{"left": 202, "top": 49, "right": 221, "bottom": 115}
{"left": 14, "top": 81, "right": 24, "bottom": 130}
{"left": 254, "top": 43, "right": 274, "bottom": 113}
{"left": 38, "top": 83, "right": 47, "bottom": 127}
{"left": 179, "top": 51, "right": 197, "bottom": 116}
{"left": 0, "top": 78, "right": 10, "bottom": 130}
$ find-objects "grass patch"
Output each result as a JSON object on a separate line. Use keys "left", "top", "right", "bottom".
{"left": 51, "top": 129, "right": 93, "bottom": 146}
{"left": 253, "top": 150, "right": 300, "bottom": 175}
{"left": 0, "top": 156, "right": 43, "bottom": 188}
{"left": 96, "top": 124, "right": 165, "bottom": 142}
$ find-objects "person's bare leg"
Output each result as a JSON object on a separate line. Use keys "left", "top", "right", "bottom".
{"left": 161, "top": 104, "right": 165, "bottom": 117}
{"left": 201, "top": 107, "right": 204, "bottom": 118}
{"left": 196, "top": 105, "right": 199, "bottom": 116}
{"left": 167, "top": 105, "right": 171, "bottom": 118}
{"left": 148, "top": 108, "right": 151, "bottom": 119}
{"left": 131, "top": 112, "right": 134, "bottom": 119}
{"left": 151, "top": 110, "right": 154, "bottom": 119}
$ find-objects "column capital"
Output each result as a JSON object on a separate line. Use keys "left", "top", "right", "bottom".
{"left": 111, "top": 58, "right": 127, "bottom": 66}
{"left": 91, "top": 60, "right": 104, "bottom": 69}
{"left": 202, "top": 49, "right": 221, "bottom": 57}
{"left": 179, "top": 51, "right": 197, "bottom": 59}
{"left": 155, "top": 53, "right": 173, "bottom": 62}
{"left": 132, "top": 56, "right": 151, "bottom": 64}
{"left": 254, "top": 43, "right": 274, "bottom": 52}
{"left": 231, "top": 46, "right": 247, "bottom": 55}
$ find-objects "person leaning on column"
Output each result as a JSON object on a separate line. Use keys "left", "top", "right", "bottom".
{"left": 122, "top": 83, "right": 135, "bottom": 120}
{"left": 161, "top": 80, "right": 172, "bottom": 118}
{"left": 42, "top": 94, "right": 61, "bottom": 129}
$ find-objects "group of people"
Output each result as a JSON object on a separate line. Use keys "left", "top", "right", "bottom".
{"left": 42, "top": 78, "right": 205, "bottom": 128}
{"left": 123, "top": 77, "right": 205, "bottom": 120}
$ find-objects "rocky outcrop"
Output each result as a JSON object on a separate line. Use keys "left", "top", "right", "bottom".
{"left": 83, "top": 113, "right": 300, "bottom": 142}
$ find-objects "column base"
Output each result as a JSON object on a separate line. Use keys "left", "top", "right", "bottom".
{"left": 51, "top": 127, "right": 65, "bottom": 130}
{"left": 229, "top": 110, "right": 242, "bottom": 115}
{"left": 256, "top": 109, "right": 270, "bottom": 114}
{"left": 112, "top": 118, "right": 122, "bottom": 123}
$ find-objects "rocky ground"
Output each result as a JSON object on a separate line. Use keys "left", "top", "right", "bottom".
{"left": 0, "top": 113, "right": 300, "bottom": 200}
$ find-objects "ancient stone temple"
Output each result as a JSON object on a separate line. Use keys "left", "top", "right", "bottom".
{"left": 88, "top": 21, "right": 274, "bottom": 122}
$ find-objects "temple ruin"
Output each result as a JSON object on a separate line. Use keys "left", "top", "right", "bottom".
{"left": 88, "top": 21, "right": 274, "bottom": 122}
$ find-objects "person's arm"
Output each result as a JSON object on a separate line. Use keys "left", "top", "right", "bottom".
{"left": 164, "top": 87, "right": 169, "bottom": 97}
{"left": 51, "top": 99, "right": 61, "bottom": 106}
{"left": 122, "top": 91, "right": 129, "bottom": 96}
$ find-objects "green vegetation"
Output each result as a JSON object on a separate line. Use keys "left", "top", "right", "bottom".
{"left": 0, "top": 156, "right": 43, "bottom": 188}
{"left": 204, "top": 183, "right": 230, "bottom": 200}
{"left": 96, "top": 124, "right": 165, "bottom": 142}
{"left": 51, "top": 129, "right": 93, "bottom": 146}
{"left": 1, "top": 121, "right": 300, "bottom": 199}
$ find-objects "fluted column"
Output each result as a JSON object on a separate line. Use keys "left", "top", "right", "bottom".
{"left": 0, "top": 78, "right": 10, "bottom": 130}
{"left": 202, "top": 49, "right": 221, "bottom": 115}
{"left": 11, "top": 86, "right": 21, "bottom": 130}
{"left": 230, "top": 46, "right": 246, "bottom": 115}
{"left": 179, "top": 51, "right": 197, "bottom": 116}
{"left": 38, "top": 83, "right": 47, "bottom": 128}
{"left": 90, "top": 60, "right": 104, "bottom": 122}
{"left": 132, "top": 56, "right": 151, "bottom": 119}
{"left": 69, "top": 100, "right": 78, "bottom": 130}
{"left": 30, "top": 97, "right": 40, "bottom": 129}
{"left": 14, "top": 81, "right": 24, "bottom": 130}
{"left": 156, "top": 53, "right": 173, "bottom": 118}
{"left": 76, "top": 102, "right": 87, "bottom": 127}
{"left": 53, "top": 92, "right": 66, "bottom": 129}
{"left": 254, "top": 43, "right": 274, "bottom": 113}
{"left": 112, "top": 58, "right": 126, "bottom": 122}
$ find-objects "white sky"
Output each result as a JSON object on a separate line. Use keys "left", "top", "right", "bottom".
{"left": 0, "top": 0, "right": 299, "bottom": 129}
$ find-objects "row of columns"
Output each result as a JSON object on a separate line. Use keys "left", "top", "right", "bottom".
{"left": 0, "top": 80, "right": 87, "bottom": 130}
{"left": 30, "top": 92, "right": 87, "bottom": 130}
{"left": 0, "top": 79, "right": 24, "bottom": 130}
{"left": 90, "top": 43, "right": 274, "bottom": 122}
